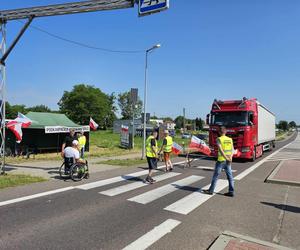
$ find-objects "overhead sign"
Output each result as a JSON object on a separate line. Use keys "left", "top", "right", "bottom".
{"left": 139, "top": 0, "right": 169, "bottom": 17}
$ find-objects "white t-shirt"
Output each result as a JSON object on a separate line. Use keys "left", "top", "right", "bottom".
{"left": 64, "top": 147, "right": 80, "bottom": 160}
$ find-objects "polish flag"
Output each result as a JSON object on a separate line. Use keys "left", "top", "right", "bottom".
{"left": 6, "top": 113, "right": 32, "bottom": 142}
{"left": 89, "top": 117, "right": 99, "bottom": 131}
{"left": 172, "top": 142, "right": 183, "bottom": 155}
{"left": 233, "top": 149, "right": 241, "bottom": 157}
{"left": 121, "top": 125, "right": 129, "bottom": 132}
{"left": 189, "top": 135, "right": 211, "bottom": 156}
{"left": 6, "top": 122, "right": 23, "bottom": 142}
{"left": 15, "top": 112, "right": 32, "bottom": 128}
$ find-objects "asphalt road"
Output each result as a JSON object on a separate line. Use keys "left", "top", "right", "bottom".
{"left": 0, "top": 133, "right": 299, "bottom": 250}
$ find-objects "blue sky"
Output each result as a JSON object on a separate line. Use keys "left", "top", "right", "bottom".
{"left": 1, "top": 0, "right": 300, "bottom": 123}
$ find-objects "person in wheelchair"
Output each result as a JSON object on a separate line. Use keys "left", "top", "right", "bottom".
{"left": 63, "top": 140, "right": 86, "bottom": 174}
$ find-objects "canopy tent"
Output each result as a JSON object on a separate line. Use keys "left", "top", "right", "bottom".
{"left": 6, "top": 112, "right": 90, "bottom": 155}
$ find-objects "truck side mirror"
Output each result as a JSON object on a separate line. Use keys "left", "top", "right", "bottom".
{"left": 206, "top": 114, "right": 210, "bottom": 125}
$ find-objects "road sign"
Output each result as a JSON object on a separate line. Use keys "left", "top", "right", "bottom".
{"left": 130, "top": 88, "right": 138, "bottom": 105}
{"left": 139, "top": 0, "right": 169, "bottom": 17}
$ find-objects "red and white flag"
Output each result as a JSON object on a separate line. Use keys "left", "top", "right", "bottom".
{"left": 121, "top": 125, "right": 129, "bottom": 132}
{"left": 6, "top": 113, "right": 32, "bottom": 142}
{"left": 172, "top": 142, "right": 183, "bottom": 155}
{"left": 15, "top": 112, "right": 32, "bottom": 128}
{"left": 189, "top": 135, "right": 211, "bottom": 156}
{"left": 233, "top": 149, "right": 241, "bottom": 157}
{"left": 89, "top": 117, "right": 99, "bottom": 131}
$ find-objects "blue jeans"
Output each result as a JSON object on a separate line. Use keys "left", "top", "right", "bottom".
{"left": 209, "top": 161, "right": 234, "bottom": 194}
{"left": 80, "top": 147, "right": 85, "bottom": 159}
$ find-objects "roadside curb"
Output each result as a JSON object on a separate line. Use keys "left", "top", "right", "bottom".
{"left": 266, "top": 160, "right": 300, "bottom": 187}
{"left": 209, "top": 231, "right": 293, "bottom": 250}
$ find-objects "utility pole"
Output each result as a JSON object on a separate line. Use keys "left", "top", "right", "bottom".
{"left": 183, "top": 107, "right": 186, "bottom": 132}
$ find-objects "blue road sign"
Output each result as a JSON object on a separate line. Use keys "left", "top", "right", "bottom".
{"left": 139, "top": 0, "right": 169, "bottom": 17}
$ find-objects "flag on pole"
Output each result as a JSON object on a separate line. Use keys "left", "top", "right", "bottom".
{"left": 89, "top": 117, "right": 99, "bottom": 131}
{"left": 6, "top": 122, "right": 23, "bottom": 142}
{"left": 172, "top": 142, "right": 183, "bottom": 155}
{"left": 16, "top": 112, "right": 32, "bottom": 128}
{"left": 6, "top": 113, "right": 32, "bottom": 142}
{"left": 233, "top": 149, "right": 241, "bottom": 157}
{"left": 189, "top": 135, "right": 211, "bottom": 156}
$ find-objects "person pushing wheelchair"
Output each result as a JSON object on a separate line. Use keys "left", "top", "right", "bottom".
{"left": 63, "top": 140, "right": 89, "bottom": 178}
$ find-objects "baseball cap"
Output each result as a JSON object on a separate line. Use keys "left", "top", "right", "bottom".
{"left": 72, "top": 140, "right": 79, "bottom": 146}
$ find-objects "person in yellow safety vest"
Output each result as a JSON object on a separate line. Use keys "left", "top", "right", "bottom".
{"left": 159, "top": 130, "right": 174, "bottom": 172}
{"left": 145, "top": 130, "right": 158, "bottom": 184}
{"left": 78, "top": 132, "right": 86, "bottom": 159}
{"left": 203, "top": 126, "right": 235, "bottom": 197}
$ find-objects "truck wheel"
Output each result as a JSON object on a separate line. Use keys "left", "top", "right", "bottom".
{"left": 251, "top": 148, "right": 256, "bottom": 162}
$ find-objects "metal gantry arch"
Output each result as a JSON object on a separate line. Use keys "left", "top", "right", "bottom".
{"left": 0, "top": 0, "right": 135, "bottom": 173}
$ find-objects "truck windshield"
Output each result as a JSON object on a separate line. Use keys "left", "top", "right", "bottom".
{"left": 211, "top": 111, "right": 249, "bottom": 127}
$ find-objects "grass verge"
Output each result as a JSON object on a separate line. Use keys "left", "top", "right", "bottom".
{"left": 97, "top": 158, "right": 147, "bottom": 166}
{"left": 0, "top": 174, "right": 47, "bottom": 189}
{"left": 276, "top": 130, "right": 294, "bottom": 141}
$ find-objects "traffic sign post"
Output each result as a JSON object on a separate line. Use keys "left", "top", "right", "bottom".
{"left": 139, "top": 0, "right": 169, "bottom": 17}
{"left": 130, "top": 88, "right": 138, "bottom": 148}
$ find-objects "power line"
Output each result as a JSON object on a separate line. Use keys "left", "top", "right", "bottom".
{"left": 18, "top": 20, "right": 145, "bottom": 54}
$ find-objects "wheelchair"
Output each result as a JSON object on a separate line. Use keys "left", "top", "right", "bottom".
{"left": 59, "top": 157, "right": 89, "bottom": 181}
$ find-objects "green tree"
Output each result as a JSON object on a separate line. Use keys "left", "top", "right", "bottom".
{"left": 162, "top": 117, "right": 173, "bottom": 122}
{"left": 27, "top": 105, "right": 52, "bottom": 113}
{"left": 195, "top": 117, "right": 204, "bottom": 130}
{"left": 117, "top": 91, "right": 143, "bottom": 120}
{"left": 58, "top": 84, "right": 116, "bottom": 128}
{"left": 278, "top": 120, "right": 289, "bottom": 131}
{"left": 174, "top": 116, "right": 184, "bottom": 129}
{"left": 289, "top": 121, "right": 297, "bottom": 128}
{"left": 5, "top": 102, "right": 26, "bottom": 119}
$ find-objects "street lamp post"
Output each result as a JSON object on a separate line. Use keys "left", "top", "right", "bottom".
{"left": 141, "top": 44, "right": 161, "bottom": 159}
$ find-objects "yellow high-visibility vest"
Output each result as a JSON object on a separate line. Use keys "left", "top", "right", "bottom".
{"left": 217, "top": 135, "right": 233, "bottom": 162}
{"left": 146, "top": 135, "right": 157, "bottom": 158}
{"left": 164, "top": 135, "right": 173, "bottom": 153}
{"left": 78, "top": 135, "right": 86, "bottom": 148}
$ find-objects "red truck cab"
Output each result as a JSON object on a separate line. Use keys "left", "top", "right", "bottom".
{"left": 207, "top": 98, "right": 275, "bottom": 161}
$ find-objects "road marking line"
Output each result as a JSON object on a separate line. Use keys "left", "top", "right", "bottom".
{"left": 77, "top": 170, "right": 152, "bottom": 190}
{"left": 77, "top": 160, "right": 187, "bottom": 190}
{"left": 0, "top": 187, "right": 74, "bottom": 207}
{"left": 122, "top": 219, "right": 181, "bottom": 250}
{"left": 164, "top": 179, "right": 228, "bottom": 215}
{"left": 100, "top": 172, "right": 181, "bottom": 196}
{"left": 234, "top": 140, "right": 294, "bottom": 181}
{"left": 128, "top": 175, "right": 204, "bottom": 204}
{"left": 196, "top": 166, "right": 237, "bottom": 172}
{"left": 0, "top": 160, "right": 188, "bottom": 207}
{"left": 267, "top": 157, "right": 300, "bottom": 162}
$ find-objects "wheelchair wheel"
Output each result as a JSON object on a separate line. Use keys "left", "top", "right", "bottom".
{"left": 70, "top": 163, "right": 86, "bottom": 181}
{"left": 59, "top": 162, "right": 70, "bottom": 179}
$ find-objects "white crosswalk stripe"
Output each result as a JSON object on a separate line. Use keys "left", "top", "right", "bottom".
{"left": 128, "top": 175, "right": 204, "bottom": 204}
{"left": 76, "top": 160, "right": 188, "bottom": 190}
{"left": 164, "top": 179, "right": 228, "bottom": 215}
{"left": 100, "top": 172, "right": 181, "bottom": 196}
{"left": 122, "top": 219, "right": 181, "bottom": 250}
